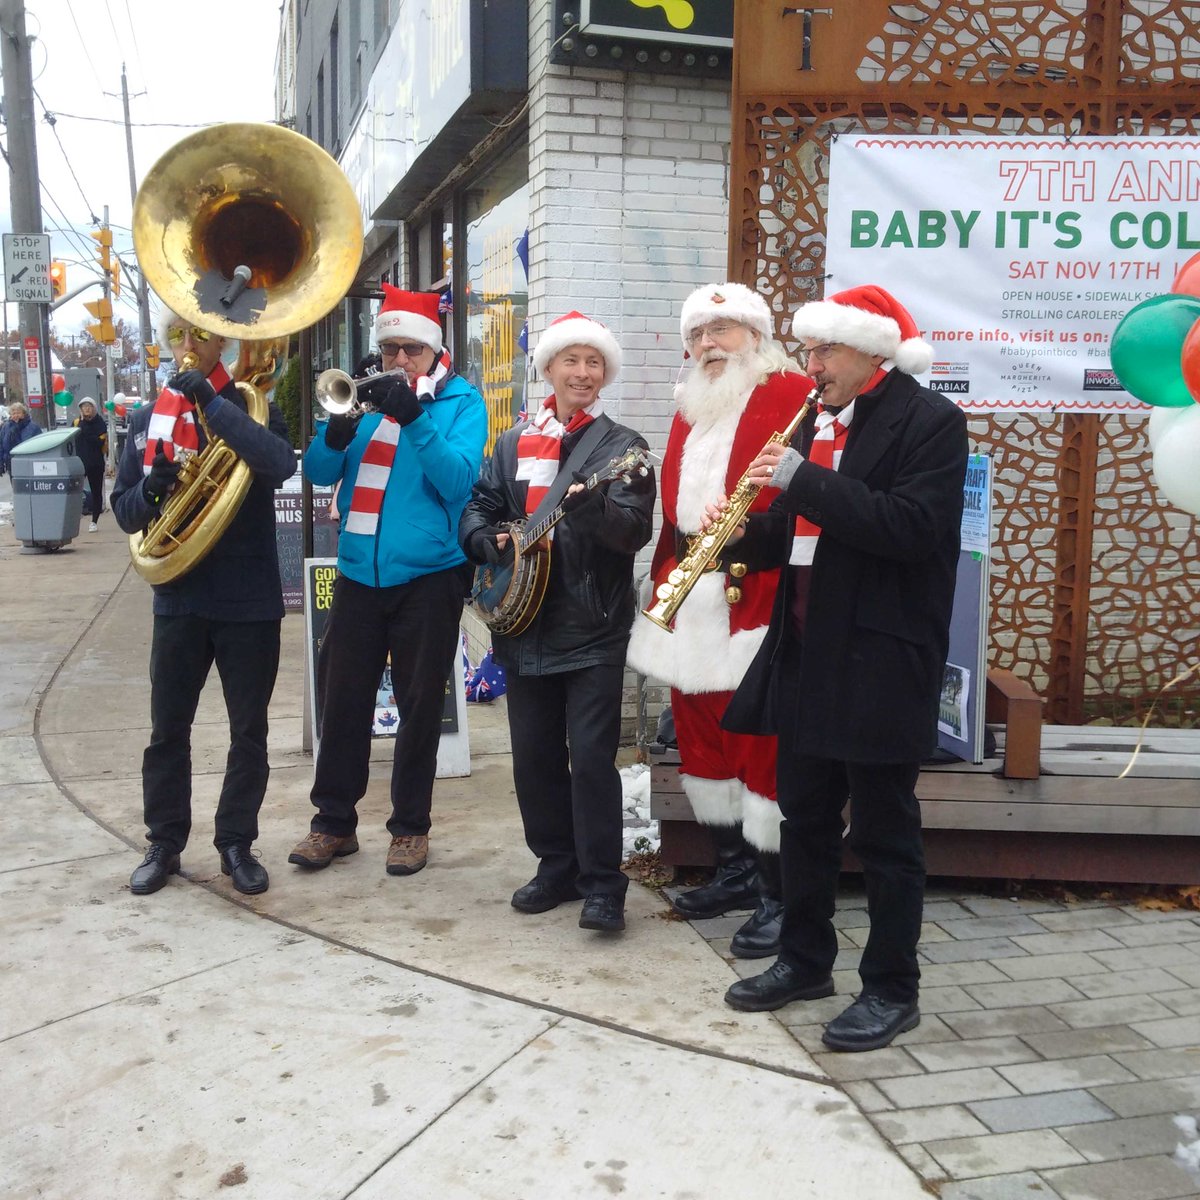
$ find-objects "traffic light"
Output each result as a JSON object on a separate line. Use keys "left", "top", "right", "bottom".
{"left": 84, "top": 297, "right": 116, "bottom": 344}
{"left": 49, "top": 260, "right": 66, "bottom": 299}
{"left": 145, "top": 343, "right": 159, "bottom": 370}
{"left": 109, "top": 256, "right": 121, "bottom": 299}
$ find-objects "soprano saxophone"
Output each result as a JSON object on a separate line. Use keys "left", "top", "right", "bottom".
{"left": 642, "top": 385, "right": 822, "bottom": 631}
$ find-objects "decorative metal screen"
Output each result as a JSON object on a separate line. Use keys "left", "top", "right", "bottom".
{"left": 732, "top": 1, "right": 1200, "bottom": 725}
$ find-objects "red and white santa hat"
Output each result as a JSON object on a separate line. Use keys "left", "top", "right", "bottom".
{"left": 679, "top": 282, "right": 773, "bottom": 349}
{"left": 532, "top": 310, "right": 622, "bottom": 386}
{"left": 791, "top": 284, "right": 933, "bottom": 375}
{"left": 375, "top": 284, "right": 443, "bottom": 353}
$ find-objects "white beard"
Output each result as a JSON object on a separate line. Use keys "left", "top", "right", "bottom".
{"left": 677, "top": 350, "right": 762, "bottom": 431}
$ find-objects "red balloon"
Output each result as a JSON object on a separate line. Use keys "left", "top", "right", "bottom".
{"left": 1183, "top": 318, "right": 1200, "bottom": 403}
{"left": 1172, "top": 251, "right": 1200, "bottom": 299}
{"left": 115, "top": 403, "right": 127, "bottom": 418}
{"left": 52, "top": 373, "right": 66, "bottom": 394}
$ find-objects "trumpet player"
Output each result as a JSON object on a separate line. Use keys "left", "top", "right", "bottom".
{"left": 291, "top": 287, "right": 487, "bottom": 878}
{"left": 113, "top": 309, "right": 297, "bottom": 897}
{"left": 719, "top": 286, "right": 969, "bottom": 1054}
{"left": 627, "top": 283, "right": 812, "bottom": 959}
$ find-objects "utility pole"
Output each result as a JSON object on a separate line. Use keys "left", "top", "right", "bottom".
{"left": 0, "top": 0, "right": 53, "bottom": 428}
{"left": 119, "top": 63, "right": 155, "bottom": 402}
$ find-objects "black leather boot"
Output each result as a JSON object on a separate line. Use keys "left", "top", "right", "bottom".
{"left": 671, "top": 824, "right": 758, "bottom": 919}
{"left": 730, "top": 850, "right": 783, "bottom": 959}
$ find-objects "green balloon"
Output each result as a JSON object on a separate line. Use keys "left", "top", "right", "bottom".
{"left": 104, "top": 399, "right": 115, "bottom": 412}
{"left": 1110, "top": 293, "right": 1200, "bottom": 407}
{"left": 53, "top": 389, "right": 74, "bottom": 407}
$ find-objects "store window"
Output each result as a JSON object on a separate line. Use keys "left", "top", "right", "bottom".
{"left": 460, "top": 143, "right": 529, "bottom": 456}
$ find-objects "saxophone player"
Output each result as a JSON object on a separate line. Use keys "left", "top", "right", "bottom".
{"left": 113, "top": 310, "right": 297, "bottom": 897}
{"left": 718, "top": 286, "right": 969, "bottom": 1053}
{"left": 627, "top": 283, "right": 813, "bottom": 959}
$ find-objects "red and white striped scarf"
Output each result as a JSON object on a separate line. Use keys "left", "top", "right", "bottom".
{"left": 142, "top": 362, "right": 232, "bottom": 475}
{"left": 344, "top": 348, "right": 453, "bottom": 537}
{"left": 789, "top": 400, "right": 854, "bottom": 565}
{"left": 515, "top": 396, "right": 599, "bottom": 515}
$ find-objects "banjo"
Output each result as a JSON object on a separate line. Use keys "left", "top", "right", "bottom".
{"left": 471, "top": 447, "right": 651, "bottom": 637}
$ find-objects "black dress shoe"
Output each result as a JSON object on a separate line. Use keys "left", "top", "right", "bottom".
{"left": 730, "top": 897, "right": 783, "bottom": 959}
{"left": 511, "top": 878, "right": 580, "bottom": 914}
{"left": 670, "top": 859, "right": 758, "bottom": 919}
{"left": 724, "top": 960, "right": 834, "bottom": 1012}
{"left": 130, "top": 844, "right": 180, "bottom": 895}
{"left": 822, "top": 993, "right": 920, "bottom": 1052}
{"left": 220, "top": 845, "right": 269, "bottom": 895}
{"left": 579, "top": 893, "right": 625, "bottom": 932}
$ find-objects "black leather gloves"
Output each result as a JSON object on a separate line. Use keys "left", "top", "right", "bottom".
{"left": 376, "top": 378, "right": 423, "bottom": 426}
{"left": 324, "top": 413, "right": 357, "bottom": 452}
{"left": 472, "top": 525, "right": 513, "bottom": 565}
{"left": 168, "top": 369, "right": 216, "bottom": 410}
{"left": 144, "top": 439, "right": 181, "bottom": 503}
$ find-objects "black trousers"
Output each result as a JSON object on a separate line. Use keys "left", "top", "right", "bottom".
{"left": 775, "top": 639, "right": 925, "bottom": 1004}
{"left": 504, "top": 663, "right": 628, "bottom": 898}
{"left": 143, "top": 614, "right": 281, "bottom": 854}
{"left": 84, "top": 463, "right": 105, "bottom": 520}
{"left": 309, "top": 570, "right": 464, "bottom": 838}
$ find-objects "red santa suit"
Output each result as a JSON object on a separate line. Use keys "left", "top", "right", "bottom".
{"left": 627, "top": 369, "right": 812, "bottom": 852}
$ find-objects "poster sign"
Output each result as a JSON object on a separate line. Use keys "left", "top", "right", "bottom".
{"left": 826, "top": 135, "right": 1200, "bottom": 414}
{"left": 23, "top": 335, "right": 43, "bottom": 405}
{"left": 274, "top": 468, "right": 338, "bottom": 610}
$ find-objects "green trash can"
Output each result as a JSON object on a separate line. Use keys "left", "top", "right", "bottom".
{"left": 10, "top": 426, "right": 85, "bottom": 550}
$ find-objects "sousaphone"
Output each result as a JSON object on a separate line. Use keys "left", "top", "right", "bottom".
{"left": 129, "top": 122, "right": 364, "bottom": 583}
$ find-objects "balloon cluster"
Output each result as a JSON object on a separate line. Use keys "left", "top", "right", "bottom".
{"left": 51, "top": 373, "right": 74, "bottom": 408}
{"left": 1111, "top": 253, "right": 1200, "bottom": 515}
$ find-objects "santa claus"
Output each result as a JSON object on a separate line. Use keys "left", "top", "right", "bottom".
{"left": 628, "top": 282, "right": 813, "bottom": 958}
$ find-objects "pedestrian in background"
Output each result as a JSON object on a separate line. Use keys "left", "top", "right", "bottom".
{"left": 0, "top": 401, "right": 38, "bottom": 475}
{"left": 73, "top": 397, "right": 108, "bottom": 531}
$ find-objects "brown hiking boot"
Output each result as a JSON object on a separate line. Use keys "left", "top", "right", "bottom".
{"left": 288, "top": 831, "right": 359, "bottom": 869}
{"left": 386, "top": 834, "right": 428, "bottom": 875}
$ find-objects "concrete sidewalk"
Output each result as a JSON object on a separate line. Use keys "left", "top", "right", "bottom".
{"left": 3, "top": 486, "right": 1200, "bottom": 1199}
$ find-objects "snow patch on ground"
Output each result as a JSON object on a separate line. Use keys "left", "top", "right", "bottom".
{"left": 620, "top": 762, "right": 658, "bottom": 857}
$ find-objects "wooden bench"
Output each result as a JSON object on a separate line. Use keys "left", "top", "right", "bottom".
{"left": 651, "top": 670, "right": 1200, "bottom": 885}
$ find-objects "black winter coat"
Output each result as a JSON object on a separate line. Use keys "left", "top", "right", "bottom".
{"left": 72, "top": 412, "right": 108, "bottom": 474}
{"left": 459, "top": 414, "right": 656, "bottom": 675}
{"left": 723, "top": 369, "right": 969, "bottom": 764}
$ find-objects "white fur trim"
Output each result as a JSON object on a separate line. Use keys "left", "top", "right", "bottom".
{"left": 680, "top": 775, "right": 741, "bottom": 826}
{"left": 792, "top": 300, "right": 901, "bottom": 361}
{"left": 741, "top": 787, "right": 782, "bottom": 853}
{"left": 532, "top": 318, "right": 621, "bottom": 385}
{"left": 894, "top": 337, "right": 933, "bottom": 375}
{"left": 681, "top": 282, "right": 772, "bottom": 348}
{"left": 375, "top": 310, "right": 442, "bottom": 353}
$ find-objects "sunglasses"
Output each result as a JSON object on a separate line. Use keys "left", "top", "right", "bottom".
{"left": 165, "top": 325, "right": 213, "bottom": 346}
{"left": 379, "top": 341, "right": 429, "bottom": 359}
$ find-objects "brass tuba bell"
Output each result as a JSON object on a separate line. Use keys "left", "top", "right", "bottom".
{"left": 129, "top": 122, "right": 364, "bottom": 584}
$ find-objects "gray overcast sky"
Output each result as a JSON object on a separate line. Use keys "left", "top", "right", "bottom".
{"left": 2, "top": 0, "right": 283, "bottom": 338}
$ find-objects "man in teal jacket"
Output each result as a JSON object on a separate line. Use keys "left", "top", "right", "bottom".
{"left": 291, "top": 287, "right": 487, "bottom": 877}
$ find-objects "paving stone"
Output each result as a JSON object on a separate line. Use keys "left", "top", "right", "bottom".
{"left": 1010, "top": 930, "right": 1128, "bottom": 956}
{"left": 1121, "top": 906, "right": 1200, "bottom": 924}
{"left": 925, "top": 1129, "right": 1086, "bottom": 1177}
{"left": 908, "top": 1036, "right": 1040, "bottom": 1074}
{"left": 873, "top": 1103, "right": 991, "bottom": 1145}
{"left": 1089, "top": 1075, "right": 1200, "bottom": 1119}
{"left": 1058, "top": 1113, "right": 1188, "bottom": 1161}
{"left": 991, "top": 952, "right": 1104, "bottom": 982}
{"left": 1021, "top": 1025, "right": 1157, "bottom": 1060}
{"left": 957, "top": 897, "right": 1068, "bottom": 918}
{"left": 1129, "top": 1013, "right": 1200, "bottom": 1049}
{"left": 1107, "top": 921, "right": 1200, "bottom": 949}
{"left": 964, "top": 977, "right": 1086, "bottom": 1010}
{"left": 941, "top": 1006, "right": 1071, "bottom": 1040}
{"left": 921, "top": 937, "right": 1029, "bottom": 965}
{"left": 1157, "top": 990, "right": 1200, "bottom": 1018}
{"left": 1089, "top": 943, "right": 1200, "bottom": 973}
{"left": 1069, "top": 968, "right": 1182, "bottom": 1001}
{"left": 1030, "top": 907, "right": 1140, "bottom": 933}
{"left": 687, "top": 914, "right": 748, "bottom": 939}
{"left": 921, "top": 961, "right": 1013, "bottom": 988}
{"left": 937, "top": 1171, "right": 1067, "bottom": 1199}
{"left": 922, "top": 900, "right": 977, "bottom": 923}
{"left": 966, "top": 1088, "right": 1117, "bottom": 1134}
{"left": 997, "top": 1054, "right": 1136, "bottom": 1094}
{"left": 1048, "top": 995, "right": 1176, "bottom": 1030}
{"left": 918, "top": 985, "right": 984, "bottom": 1014}
{"left": 876, "top": 1066, "right": 1020, "bottom": 1108}
{"left": 832, "top": 907, "right": 871, "bottom": 930}
{"left": 1043, "top": 1154, "right": 1200, "bottom": 1200}
{"left": 842, "top": 1078, "right": 893, "bottom": 1112}
{"left": 883, "top": 1012, "right": 956, "bottom": 1045}
{"left": 897, "top": 1141, "right": 949, "bottom": 1183}
{"left": 1111, "top": 1048, "right": 1200, "bottom": 1082}
{"left": 1163, "top": 960, "right": 1200, "bottom": 989}
{"left": 811, "top": 1044, "right": 924, "bottom": 1082}
{"left": 937, "top": 915, "right": 1049, "bottom": 940}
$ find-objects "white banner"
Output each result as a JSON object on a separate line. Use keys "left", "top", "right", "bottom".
{"left": 826, "top": 135, "right": 1200, "bottom": 414}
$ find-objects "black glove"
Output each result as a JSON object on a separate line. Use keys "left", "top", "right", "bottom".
{"left": 356, "top": 372, "right": 398, "bottom": 409}
{"left": 375, "top": 378, "right": 423, "bottom": 426}
{"left": 561, "top": 470, "right": 603, "bottom": 515}
{"left": 353, "top": 351, "right": 382, "bottom": 378}
{"left": 472, "top": 525, "right": 513, "bottom": 566}
{"left": 168, "top": 369, "right": 216, "bottom": 410}
{"left": 324, "top": 413, "right": 357, "bottom": 452}
{"left": 144, "top": 439, "right": 181, "bottom": 503}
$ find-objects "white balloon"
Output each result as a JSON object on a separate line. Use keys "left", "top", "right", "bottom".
{"left": 1147, "top": 404, "right": 1192, "bottom": 451}
{"left": 1152, "top": 405, "right": 1200, "bottom": 516}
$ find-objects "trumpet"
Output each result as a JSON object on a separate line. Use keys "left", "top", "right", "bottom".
{"left": 315, "top": 366, "right": 408, "bottom": 416}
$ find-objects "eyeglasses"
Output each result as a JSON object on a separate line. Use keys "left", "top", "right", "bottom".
{"left": 797, "top": 342, "right": 839, "bottom": 370}
{"left": 379, "top": 341, "right": 429, "bottom": 359}
{"left": 685, "top": 321, "right": 742, "bottom": 347}
{"left": 165, "top": 325, "right": 213, "bottom": 346}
